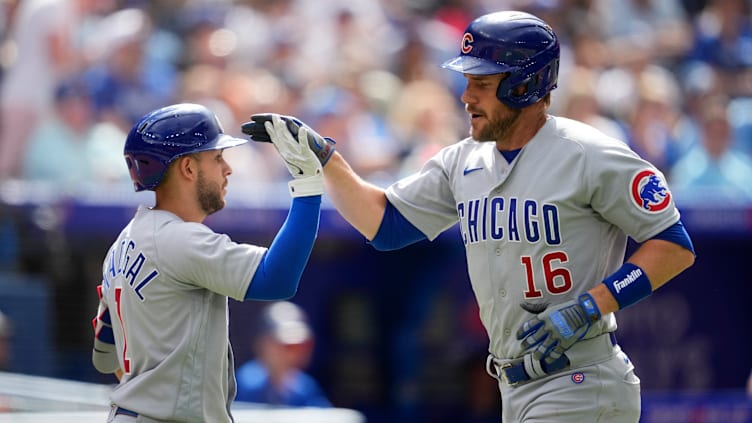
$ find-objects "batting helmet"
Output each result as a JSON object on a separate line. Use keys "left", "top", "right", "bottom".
{"left": 441, "top": 11, "right": 560, "bottom": 108}
{"left": 124, "top": 103, "right": 247, "bottom": 191}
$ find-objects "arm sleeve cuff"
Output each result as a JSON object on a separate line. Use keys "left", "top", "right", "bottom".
{"left": 651, "top": 220, "right": 695, "bottom": 256}
{"left": 369, "top": 201, "right": 427, "bottom": 251}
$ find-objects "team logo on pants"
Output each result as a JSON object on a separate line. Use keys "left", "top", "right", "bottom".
{"left": 571, "top": 372, "right": 585, "bottom": 384}
{"left": 630, "top": 170, "right": 671, "bottom": 213}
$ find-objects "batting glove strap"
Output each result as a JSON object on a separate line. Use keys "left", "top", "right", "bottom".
{"left": 577, "top": 292, "right": 601, "bottom": 322}
{"left": 288, "top": 173, "right": 324, "bottom": 197}
{"left": 490, "top": 353, "right": 571, "bottom": 386}
{"left": 288, "top": 117, "right": 336, "bottom": 166}
{"left": 522, "top": 353, "right": 548, "bottom": 380}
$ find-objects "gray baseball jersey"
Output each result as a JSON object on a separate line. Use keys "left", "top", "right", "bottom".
{"left": 92, "top": 205, "right": 264, "bottom": 422}
{"left": 385, "top": 116, "right": 679, "bottom": 360}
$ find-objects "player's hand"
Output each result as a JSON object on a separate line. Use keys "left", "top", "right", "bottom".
{"left": 248, "top": 114, "right": 324, "bottom": 197}
{"left": 242, "top": 114, "right": 336, "bottom": 166}
{"left": 516, "top": 293, "right": 601, "bottom": 366}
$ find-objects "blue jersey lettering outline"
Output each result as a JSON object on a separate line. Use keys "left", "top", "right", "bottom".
{"left": 102, "top": 237, "right": 158, "bottom": 302}
{"left": 457, "top": 195, "right": 562, "bottom": 246}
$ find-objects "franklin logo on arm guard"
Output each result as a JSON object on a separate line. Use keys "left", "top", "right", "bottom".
{"left": 612, "top": 267, "right": 644, "bottom": 294}
{"left": 603, "top": 263, "right": 653, "bottom": 310}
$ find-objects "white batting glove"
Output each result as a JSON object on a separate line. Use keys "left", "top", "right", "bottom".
{"left": 262, "top": 114, "right": 324, "bottom": 197}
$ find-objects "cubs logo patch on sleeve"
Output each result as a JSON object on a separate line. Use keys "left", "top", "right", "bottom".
{"left": 630, "top": 169, "right": 671, "bottom": 213}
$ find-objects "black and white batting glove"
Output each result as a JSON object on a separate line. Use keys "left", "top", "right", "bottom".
{"left": 516, "top": 293, "right": 601, "bottom": 367}
{"left": 242, "top": 114, "right": 336, "bottom": 166}
{"left": 250, "top": 114, "right": 324, "bottom": 197}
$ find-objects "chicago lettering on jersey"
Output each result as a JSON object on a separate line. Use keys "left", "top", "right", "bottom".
{"left": 102, "top": 238, "right": 158, "bottom": 301}
{"left": 456, "top": 196, "right": 562, "bottom": 245}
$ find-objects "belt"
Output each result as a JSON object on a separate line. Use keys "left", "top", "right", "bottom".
{"left": 115, "top": 406, "right": 139, "bottom": 418}
{"left": 487, "top": 332, "right": 617, "bottom": 387}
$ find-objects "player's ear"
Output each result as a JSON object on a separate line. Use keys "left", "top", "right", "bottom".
{"left": 176, "top": 154, "right": 200, "bottom": 182}
{"left": 512, "top": 83, "right": 527, "bottom": 96}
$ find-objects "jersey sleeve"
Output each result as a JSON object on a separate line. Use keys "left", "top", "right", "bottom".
{"left": 385, "top": 147, "right": 461, "bottom": 241}
{"left": 585, "top": 139, "right": 680, "bottom": 242}
{"left": 158, "top": 223, "right": 266, "bottom": 301}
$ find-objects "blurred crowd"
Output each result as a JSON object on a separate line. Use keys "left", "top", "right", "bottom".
{"left": 0, "top": 0, "right": 751, "bottom": 205}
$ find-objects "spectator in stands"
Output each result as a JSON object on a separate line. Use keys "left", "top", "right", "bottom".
{"left": 21, "top": 77, "right": 129, "bottom": 189}
{"left": 727, "top": 96, "right": 752, "bottom": 159}
{"left": 21, "top": 77, "right": 94, "bottom": 186}
{"left": 235, "top": 301, "right": 331, "bottom": 408}
{"left": 82, "top": 7, "right": 177, "bottom": 133}
{"left": 669, "top": 95, "right": 752, "bottom": 204}
{"left": 557, "top": 66, "right": 628, "bottom": 142}
{"left": 0, "top": 0, "right": 92, "bottom": 179}
{"left": 684, "top": 0, "right": 752, "bottom": 97}
{"left": 594, "top": 0, "right": 692, "bottom": 68}
{"left": 622, "top": 64, "right": 690, "bottom": 173}
{"left": 386, "top": 78, "right": 464, "bottom": 178}
{"left": 299, "top": 84, "right": 401, "bottom": 182}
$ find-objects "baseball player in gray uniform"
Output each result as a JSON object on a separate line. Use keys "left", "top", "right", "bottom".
{"left": 244, "top": 11, "right": 696, "bottom": 423}
{"left": 91, "top": 104, "right": 324, "bottom": 422}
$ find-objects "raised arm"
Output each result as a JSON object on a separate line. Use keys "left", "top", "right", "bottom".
{"left": 243, "top": 114, "right": 323, "bottom": 300}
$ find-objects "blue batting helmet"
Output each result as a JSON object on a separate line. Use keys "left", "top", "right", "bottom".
{"left": 441, "top": 11, "right": 559, "bottom": 108}
{"left": 124, "top": 103, "right": 247, "bottom": 191}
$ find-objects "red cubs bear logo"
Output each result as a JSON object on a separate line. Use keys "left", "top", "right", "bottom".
{"left": 631, "top": 170, "right": 671, "bottom": 212}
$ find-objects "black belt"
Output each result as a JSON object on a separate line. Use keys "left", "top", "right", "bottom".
{"left": 115, "top": 406, "right": 139, "bottom": 418}
{"left": 490, "top": 332, "right": 617, "bottom": 386}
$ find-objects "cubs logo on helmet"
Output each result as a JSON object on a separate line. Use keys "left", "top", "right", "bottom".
{"left": 631, "top": 170, "right": 671, "bottom": 212}
{"left": 461, "top": 33, "right": 474, "bottom": 54}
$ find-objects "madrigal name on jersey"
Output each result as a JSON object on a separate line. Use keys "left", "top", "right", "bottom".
{"left": 101, "top": 238, "right": 159, "bottom": 301}
{"left": 457, "top": 196, "right": 561, "bottom": 245}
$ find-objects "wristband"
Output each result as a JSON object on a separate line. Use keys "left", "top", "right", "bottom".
{"left": 602, "top": 263, "right": 652, "bottom": 310}
{"left": 577, "top": 292, "right": 601, "bottom": 322}
{"left": 288, "top": 174, "right": 324, "bottom": 197}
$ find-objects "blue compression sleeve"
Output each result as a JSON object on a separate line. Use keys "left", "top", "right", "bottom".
{"left": 369, "top": 201, "right": 427, "bottom": 251}
{"left": 651, "top": 220, "right": 695, "bottom": 256}
{"left": 245, "top": 195, "right": 321, "bottom": 300}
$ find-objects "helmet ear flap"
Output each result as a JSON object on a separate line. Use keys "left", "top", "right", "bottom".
{"left": 125, "top": 155, "right": 148, "bottom": 192}
{"left": 496, "top": 57, "right": 559, "bottom": 108}
{"left": 124, "top": 152, "right": 169, "bottom": 192}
